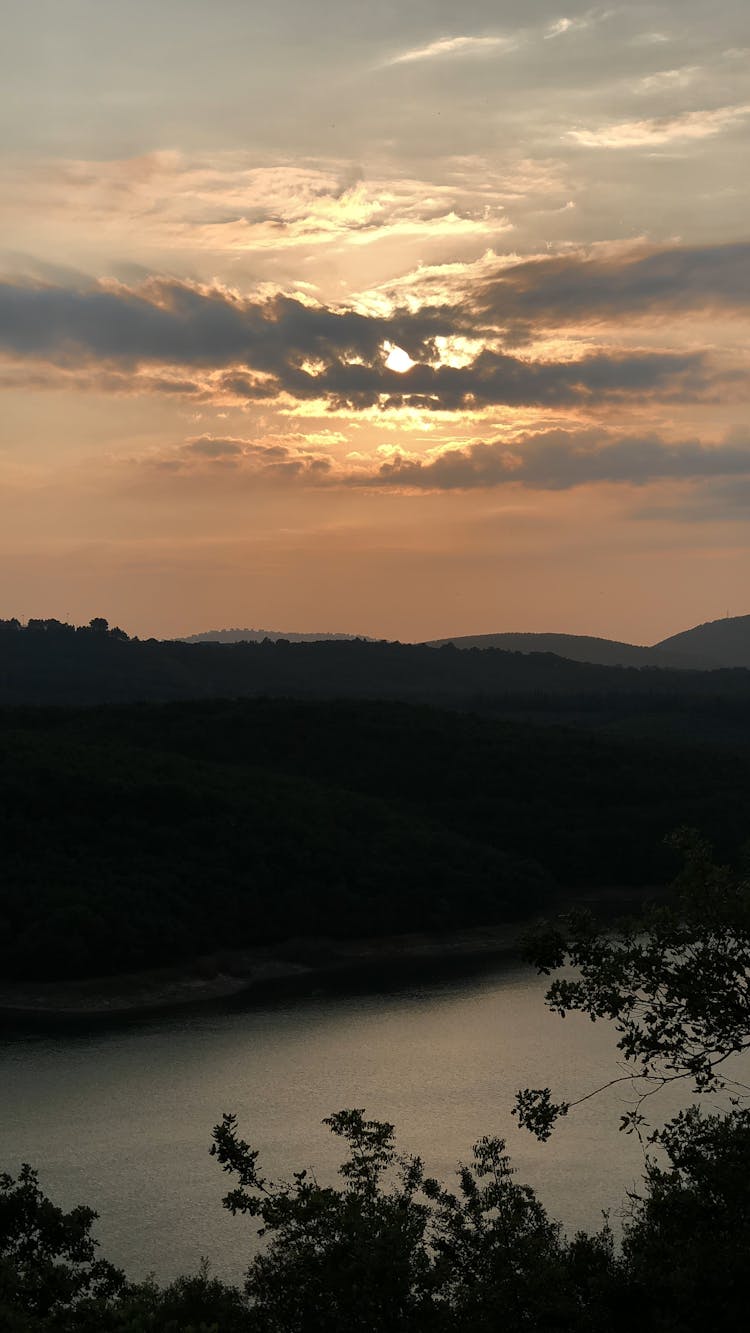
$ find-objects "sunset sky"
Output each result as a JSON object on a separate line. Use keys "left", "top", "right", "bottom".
{"left": 1, "top": 0, "right": 749, "bottom": 640}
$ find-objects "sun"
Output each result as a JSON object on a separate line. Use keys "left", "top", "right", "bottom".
{"left": 383, "top": 341, "right": 416, "bottom": 373}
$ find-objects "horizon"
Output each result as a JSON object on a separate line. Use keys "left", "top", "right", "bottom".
{"left": 6, "top": 606, "right": 750, "bottom": 647}
{"left": 1, "top": 1, "right": 749, "bottom": 640}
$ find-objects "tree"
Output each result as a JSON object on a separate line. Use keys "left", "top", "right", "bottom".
{"left": 619, "top": 1106, "right": 750, "bottom": 1332}
{"left": 211, "top": 1109, "right": 434, "bottom": 1332}
{"left": 514, "top": 831, "right": 750, "bottom": 1141}
{"left": 210, "top": 1108, "right": 616, "bottom": 1333}
{"left": 0, "top": 1163, "right": 124, "bottom": 1328}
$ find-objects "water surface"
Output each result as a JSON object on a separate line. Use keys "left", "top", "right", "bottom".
{"left": 1, "top": 959, "right": 730, "bottom": 1283}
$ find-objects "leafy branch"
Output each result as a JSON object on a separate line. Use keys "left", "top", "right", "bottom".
{"left": 514, "top": 830, "right": 750, "bottom": 1141}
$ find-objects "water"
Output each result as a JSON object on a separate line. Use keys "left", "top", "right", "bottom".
{"left": 1, "top": 959, "right": 739, "bottom": 1284}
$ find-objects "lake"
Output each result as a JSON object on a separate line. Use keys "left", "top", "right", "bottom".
{"left": 1, "top": 957, "right": 736, "bottom": 1285}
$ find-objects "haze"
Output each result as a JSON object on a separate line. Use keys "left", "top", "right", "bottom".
{"left": 1, "top": 0, "right": 748, "bottom": 640}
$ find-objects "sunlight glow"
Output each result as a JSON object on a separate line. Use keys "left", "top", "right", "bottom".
{"left": 384, "top": 342, "right": 416, "bottom": 373}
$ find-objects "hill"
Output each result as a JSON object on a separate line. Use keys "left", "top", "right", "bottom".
{"left": 178, "top": 617, "right": 750, "bottom": 669}
{"left": 425, "top": 631, "right": 713, "bottom": 669}
{"left": 7, "top": 621, "right": 750, "bottom": 742}
{"left": 182, "top": 627, "right": 368, "bottom": 644}
{"left": 655, "top": 614, "right": 750, "bottom": 668}
{"left": 4, "top": 697, "right": 750, "bottom": 982}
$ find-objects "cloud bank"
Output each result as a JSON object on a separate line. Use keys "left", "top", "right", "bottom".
{"left": 148, "top": 428, "right": 750, "bottom": 500}
{"left": 2, "top": 240, "right": 747, "bottom": 414}
{"left": 367, "top": 429, "right": 750, "bottom": 490}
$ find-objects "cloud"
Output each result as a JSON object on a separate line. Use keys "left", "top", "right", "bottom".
{"left": 386, "top": 10, "right": 613, "bottom": 66}
{"left": 631, "top": 477, "right": 750, "bottom": 524}
{"left": 149, "top": 426, "right": 750, "bottom": 497}
{"left": 545, "top": 18, "right": 575, "bottom": 39}
{"left": 0, "top": 272, "right": 736, "bottom": 414}
{"left": 386, "top": 35, "right": 514, "bottom": 66}
{"left": 182, "top": 435, "right": 247, "bottom": 458}
{"left": 544, "top": 9, "right": 614, "bottom": 39}
{"left": 1, "top": 154, "right": 510, "bottom": 264}
{"left": 634, "top": 65, "right": 701, "bottom": 92}
{"left": 0, "top": 277, "right": 392, "bottom": 371}
{"left": 153, "top": 434, "right": 332, "bottom": 479}
{"left": 360, "top": 429, "right": 750, "bottom": 491}
{"left": 567, "top": 103, "right": 750, "bottom": 147}
{"left": 474, "top": 241, "right": 750, "bottom": 327}
{"left": 308, "top": 348, "right": 711, "bottom": 413}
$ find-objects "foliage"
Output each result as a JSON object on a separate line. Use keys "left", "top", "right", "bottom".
{"left": 210, "top": 1107, "right": 615, "bottom": 1333}
{"left": 0, "top": 1163, "right": 124, "bottom": 1329}
{"left": 99, "top": 1265, "right": 253, "bottom": 1333}
{"left": 514, "top": 832, "right": 750, "bottom": 1141}
{"left": 621, "top": 1106, "right": 750, "bottom": 1332}
{"left": 6, "top": 1103, "right": 750, "bottom": 1332}
{"left": 211, "top": 1109, "right": 433, "bottom": 1331}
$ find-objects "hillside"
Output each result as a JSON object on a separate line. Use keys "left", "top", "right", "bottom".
{"left": 425, "top": 631, "right": 713, "bottom": 669}
{"left": 655, "top": 614, "right": 750, "bottom": 668}
{"left": 4, "top": 697, "right": 750, "bottom": 982}
{"left": 177, "top": 617, "right": 750, "bottom": 669}
{"left": 7, "top": 621, "right": 750, "bottom": 734}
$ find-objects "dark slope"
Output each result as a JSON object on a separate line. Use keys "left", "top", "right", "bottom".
{"left": 655, "top": 614, "right": 750, "bottom": 668}
{"left": 0, "top": 710, "right": 544, "bottom": 980}
{"left": 426, "top": 631, "right": 712, "bottom": 669}
{"left": 3, "top": 619, "right": 749, "bottom": 710}
{"left": 4, "top": 698, "right": 750, "bottom": 981}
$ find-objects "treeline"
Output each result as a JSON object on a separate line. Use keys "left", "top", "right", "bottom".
{"left": 3, "top": 699, "right": 750, "bottom": 980}
{"left": 3, "top": 1104, "right": 749, "bottom": 1332}
{"left": 6, "top": 620, "right": 750, "bottom": 741}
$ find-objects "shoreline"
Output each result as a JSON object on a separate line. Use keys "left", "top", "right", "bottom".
{"left": 0, "top": 887, "right": 652, "bottom": 1031}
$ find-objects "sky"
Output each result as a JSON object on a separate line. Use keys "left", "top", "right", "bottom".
{"left": 1, "top": 0, "right": 749, "bottom": 641}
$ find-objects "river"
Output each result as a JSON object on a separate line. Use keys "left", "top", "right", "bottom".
{"left": 0, "top": 956, "right": 735, "bottom": 1285}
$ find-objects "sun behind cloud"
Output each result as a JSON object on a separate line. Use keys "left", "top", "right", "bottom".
{"left": 384, "top": 341, "right": 416, "bottom": 373}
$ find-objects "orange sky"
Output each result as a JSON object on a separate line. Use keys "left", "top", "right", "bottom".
{"left": 1, "top": 1, "right": 749, "bottom": 641}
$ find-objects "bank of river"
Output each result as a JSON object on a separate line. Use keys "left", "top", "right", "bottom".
{"left": 0, "top": 887, "right": 650, "bottom": 1028}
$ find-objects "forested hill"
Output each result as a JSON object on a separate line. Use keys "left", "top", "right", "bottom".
{"left": 3, "top": 697, "right": 750, "bottom": 982}
{"left": 655, "top": 613, "right": 750, "bottom": 668}
{"left": 4, "top": 618, "right": 750, "bottom": 717}
{"left": 425, "top": 631, "right": 713, "bottom": 670}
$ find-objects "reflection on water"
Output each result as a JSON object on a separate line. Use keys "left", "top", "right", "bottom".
{"left": 2, "top": 960, "right": 741, "bottom": 1283}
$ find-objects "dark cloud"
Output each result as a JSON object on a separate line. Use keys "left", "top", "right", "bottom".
{"left": 159, "top": 434, "right": 332, "bottom": 479}
{"left": 0, "top": 275, "right": 731, "bottom": 412}
{"left": 365, "top": 428, "right": 750, "bottom": 490}
{"left": 183, "top": 435, "right": 246, "bottom": 457}
{"left": 630, "top": 477, "right": 750, "bottom": 524}
{"left": 475, "top": 241, "right": 750, "bottom": 330}
{"left": 164, "top": 427, "right": 750, "bottom": 493}
{"left": 0, "top": 279, "right": 391, "bottom": 371}
{"left": 309, "top": 348, "right": 714, "bottom": 411}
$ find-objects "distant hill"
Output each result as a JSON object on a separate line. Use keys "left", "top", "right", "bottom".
{"left": 4, "top": 617, "right": 750, "bottom": 713}
{"left": 180, "top": 619, "right": 750, "bottom": 669}
{"left": 186, "top": 626, "right": 718, "bottom": 667}
{"left": 182, "top": 627, "right": 370, "bottom": 644}
{"left": 425, "top": 631, "right": 715, "bottom": 670}
{"left": 655, "top": 615, "right": 750, "bottom": 669}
